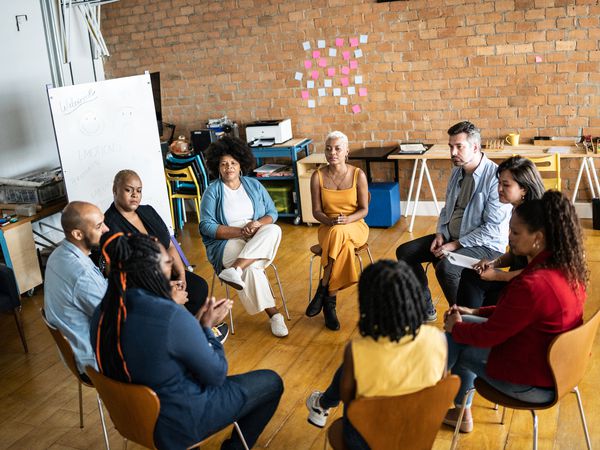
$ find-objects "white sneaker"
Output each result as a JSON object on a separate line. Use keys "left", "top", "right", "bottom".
{"left": 306, "top": 391, "right": 329, "bottom": 428}
{"left": 269, "top": 313, "right": 288, "bottom": 337}
{"left": 218, "top": 267, "right": 245, "bottom": 290}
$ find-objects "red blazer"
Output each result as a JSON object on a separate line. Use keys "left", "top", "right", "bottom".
{"left": 452, "top": 251, "right": 585, "bottom": 387}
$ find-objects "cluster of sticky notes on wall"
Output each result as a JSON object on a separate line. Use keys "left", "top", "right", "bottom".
{"left": 294, "top": 35, "right": 368, "bottom": 114}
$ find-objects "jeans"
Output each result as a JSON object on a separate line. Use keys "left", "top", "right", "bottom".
{"left": 456, "top": 269, "right": 507, "bottom": 308}
{"left": 446, "top": 316, "right": 555, "bottom": 408}
{"left": 395, "top": 234, "right": 501, "bottom": 307}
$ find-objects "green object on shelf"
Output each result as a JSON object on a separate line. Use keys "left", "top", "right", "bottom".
{"left": 263, "top": 182, "right": 294, "bottom": 214}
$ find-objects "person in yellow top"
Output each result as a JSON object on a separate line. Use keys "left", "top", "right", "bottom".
{"left": 306, "top": 260, "right": 448, "bottom": 449}
{"left": 305, "top": 131, "right": 369, "bottom": 330}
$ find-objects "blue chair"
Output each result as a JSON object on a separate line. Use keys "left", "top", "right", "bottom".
{"left": 0, "top": 264, "right": 28, "bottom": 353}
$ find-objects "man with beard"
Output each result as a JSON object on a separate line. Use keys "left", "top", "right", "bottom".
{"left": 44, "top": 201, "right": 109, "bottom": 376}
{"left": 396, "top": 121, "right": 511, "bottom": 320}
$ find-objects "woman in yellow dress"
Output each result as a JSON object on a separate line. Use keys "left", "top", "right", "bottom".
{"left": 306, "top": 131, "right": 369, "bottom": 330}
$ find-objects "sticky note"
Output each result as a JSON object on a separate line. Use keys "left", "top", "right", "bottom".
{"left": 301, "top": 90, "right": 309, "bottom": 99}
{"left": 324, "top": 79, "right": 332, "bottom": 87}
{"left": 352, "top": 104, "right": 361, "bottom": 114}
{"left": 318, "top": 88, "right": 326, "bottom": 97}
{"left": 318, "top": 40, "right": 326, "bottom": 48}
{"left": 311, "top": 70, "right": 319, "bottom": 80}
{"left": 355, "top": 75, "right": 363, "bottom": 84}
{"left": 308, "top": 99, "right": 316, "bottom": 108}
{"left": 333, "top": 88, "right": 341, "bottom": 96}
{"left": 340, "top": 97, "right": 348, "bottom": 106}
{"left": 294, "top": 72, "right": 303, "bottom": 81}
{"left": 307, "top": 80, "right": 315, "bottom": 88}
{"left": 535, "top": 55, "right": 543, "bottom": 63}
{"left": 312, "top": 50, "right": 320, "bottom": 59}
{"left": 327, "top": 67, "right": 336, "bottom": 77}
{"left": 349, "top": 60, "right": 358, "bottom": 69}
{"left": 304, "top": 60, "right": 312, "bottom": 69}
{"left": 347, "top": 86, "right": 356, "bottom": 95}
{"left": 359, "top": 34, "right": 368, "bottom": 44}
{"left": 341, "top": 66, "right": 350, "bottom": 75}
{"left": 318, "top": 58, "right": 327, "bottom": 67}
{"left": 302, "top": 41, "right": 311, "bottom": 51}
{"left": 354, "top": 49, "right": 363, "bottom": 58}
{"left": 350, "top": 37, "right": 359, "bottom": 47}
{"left": 342, "top": 51, "right": 351, "bottom": 60}
{"left": 329, "top": 48, "right": 337, "bottom": 57}
{"left": 335, "top": 38, "right": 344, "bottom": 47}
{"left": 341, "top": 77, "right": 349, "bottom": 87}
{"left": 359, "top": 87, "right": 367, "bottom": 97}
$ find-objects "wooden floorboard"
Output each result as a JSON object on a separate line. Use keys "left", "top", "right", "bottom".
{"left": 0, "top": 216, "right": 598, "bottom": 449}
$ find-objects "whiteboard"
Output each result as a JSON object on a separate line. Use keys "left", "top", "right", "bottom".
{"left": 47, "top": 73, "right": 173, "bottom": 234}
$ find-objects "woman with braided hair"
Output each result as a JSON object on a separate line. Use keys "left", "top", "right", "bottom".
{"left": 90, "top": 233, "right": 284, "bottom": 450}
{"left": 306, "top": 260, "right": 447, "bottom": 449}
{"left": 443, "top": 190, "right": 588, "bottom": 433}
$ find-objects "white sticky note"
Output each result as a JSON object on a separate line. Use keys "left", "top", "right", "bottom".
{"left": 318, "top": 40, "right": 326, "bottom": 48}
{"left": 294, "top": 72, "right": 303, "bottom": 81}
{"left": 333, "top": 88, "right": 341, "bottom": 96}
{"left": 354, "top": 49, "right": 363, "bottom": 58}
{"left": 328, "top": 48, "right": 337, "bottom": 57}
{"left": 318, "top": 88, "right": 326, "bottom": 97}
{"left": 308, "top": 99, "right": 316, "bottom": 108}
{"left": 359, "top": 34, "right": 368, "bottom": 44}
{"left": 324, "top": 79, "right": 332, "bottom": 87}
{"left": 348, "top": 86, "right": 356, "bottom": 95}
{"left": 302, "top": 41, "right": 311, "bottom": 51}
{"left": 355, "top": 75, "right": 363, "bottom": 84}
{"left": 307, "top": 80, "right": 315, "bottom": 89}
{"left": 340, "top": 97, "right": 348, "bottom": 106}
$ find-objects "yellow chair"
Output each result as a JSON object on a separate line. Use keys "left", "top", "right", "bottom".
{"left": 164, "top": 166, "right": 202, "bottom": 230}
{"left": 528, "top": 154, "right": 561, "bottom": 191}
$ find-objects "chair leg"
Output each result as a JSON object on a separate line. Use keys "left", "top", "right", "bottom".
{"left": 78, "top": 381, "right": 84, "bottom": 428}
{"left": 123, "top": 438, "right": 128, "bottom": 450}
{"left": 366, "top": 246, "right": 374, "bottom": 264}
{"left": 224, "top": 284, "right": 234, "bottom": 335}
{"left": 573, "top": 386, "right": 592, "bottom": 449}
{"left": 500, "top": 406, "right": 507, "bottom": 425}
{"left": 270, "top": 264, "right": 290, "bottom": 320}
{"left": 97, "top": 394, "right": 110, "bottom": 450}
{"left": 356, "top": 253, "right": 364, "bottom": 272}
{"left": 12, "top": 306, "right": 28, "bottom": 353}
{"left": 450, "top": 388, "right": 474, "bottom": 450}
{"left": 233, "top": 421, "right": 250, "bottom": 450}
{"left": 308, "top": 254, "right": 317, "bottom": 303}
{"left": 531, "top": 410, "right": 538, "bottom": 450}
{"left": 210, "top": 272, "right": 216, "bottom": 297}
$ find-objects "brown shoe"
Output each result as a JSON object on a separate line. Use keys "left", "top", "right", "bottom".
{"left": 443, "top": 407, "right": 473, "bottom": 433}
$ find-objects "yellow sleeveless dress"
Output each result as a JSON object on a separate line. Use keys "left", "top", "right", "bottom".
{"left": 317, "top": 167, "right": 369, "bottom": 292}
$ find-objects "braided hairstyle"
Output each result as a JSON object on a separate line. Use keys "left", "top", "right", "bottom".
{"left": 513, "top": 190, "right": 588, "bottom": 289}
{"left": 95, "top": 232, "right": 172, "bottom": 382}
{"left": 358, "top": 260, "right": 428, "bottom": 342}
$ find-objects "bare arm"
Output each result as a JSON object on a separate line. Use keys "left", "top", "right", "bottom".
{"left": 215, "top": 225, "right": 245, "bottom": 240}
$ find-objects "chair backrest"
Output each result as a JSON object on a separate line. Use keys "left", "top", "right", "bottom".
{"left": 165, "top": 166, "right": 200, "bottom": 189}
{"left": 528, "top": 153, "right": 561, "bottom": 191}
{"left": 346, "top": 375, "right": 460, "bottom": 450}
{"left": 549, "top": 309, "right": 600, "bottom": 400}
{"left": 86, "top": 367, "right": 160, "bottom": 450}
{"left": 41, "top": 308, "right": 91, "bottom": 386}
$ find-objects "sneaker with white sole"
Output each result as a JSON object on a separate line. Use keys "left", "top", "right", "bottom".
{"left": 269, "top": 313, "right": 288, "bottom": 337}
{"left": 219, "top": 267, "right": 245, "bottom": 290}
{"left": 212, "top": 322, "right": 229, "bottom": 344}
{"left": 306, "top": 391, "right": 329, "bottom": 428}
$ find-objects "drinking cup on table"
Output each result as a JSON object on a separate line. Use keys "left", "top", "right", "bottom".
{"left": 505, "top": 133, "right": 520, "bottom": 146}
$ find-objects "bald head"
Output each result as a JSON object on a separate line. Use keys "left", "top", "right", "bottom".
{"left": 61, "top": 201, "right": 108, "bottom": 253}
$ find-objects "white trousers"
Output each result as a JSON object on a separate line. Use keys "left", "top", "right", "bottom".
{"left": 222, "top": 223, "right": 282, "bottom": 315}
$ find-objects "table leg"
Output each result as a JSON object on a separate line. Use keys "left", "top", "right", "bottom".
{"left": 423, "top": 160, "right": 440, "bottom": 214}
{"left": 584, "top": 160, "right": 595, "bottom": 199}
{"left": 572, "top": 159, "right": 586, "bottom": 203}
{"left": 587, "top": 157, "right": 600, "bottom": 198}
{"left": 409, "top": 160, "right": 426, "bottom": 233}
{"left": 404, "top": 159, "right": 419, "bottom": 218}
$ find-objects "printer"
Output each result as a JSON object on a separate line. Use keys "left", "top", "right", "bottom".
{"left": 246, "top": 119, "right": 292, "bottom": 147}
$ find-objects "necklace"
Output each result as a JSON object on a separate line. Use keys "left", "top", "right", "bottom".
{"left": 326, "top": 165, "right": 349, "bottom": 189}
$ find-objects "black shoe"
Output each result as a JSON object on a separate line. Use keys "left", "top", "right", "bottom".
{"left": 306, "top": 283, "right": 328, "bottom": 317}
{"left": 323, "top": 296, "right": 340, "bottom": 331}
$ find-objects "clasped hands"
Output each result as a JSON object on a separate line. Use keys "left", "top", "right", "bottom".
{"left": 241, "top": 220, "right": 262, "bottom": 239}
{"left": 443, "top": 305, "right": 477, "bottom": 332}
{"left": 429, "top": 234, "right": 460, "bottom": 259}
{"left": 197, "top": 296, "right": 233, "bottom": 329}
{"left": 331, "top": 214, "right": 349, "bottom": 226}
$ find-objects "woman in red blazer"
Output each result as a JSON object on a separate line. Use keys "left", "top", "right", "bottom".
{"left": 442, "top": 190, "right": 588, "bottom": 433}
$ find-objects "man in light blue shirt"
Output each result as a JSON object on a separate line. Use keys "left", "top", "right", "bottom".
{"left": 44, "top": 201, "right": 109, "bottom": 375}
{"left": 396, "top": 122, "right": 511, "bottom": 320}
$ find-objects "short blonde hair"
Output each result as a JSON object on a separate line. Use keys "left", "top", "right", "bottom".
{"left": 112, "top": 169, "right": 140, "bottom": 193}
{"left": 325, "top": 131, "right": 349, "bottom": 147}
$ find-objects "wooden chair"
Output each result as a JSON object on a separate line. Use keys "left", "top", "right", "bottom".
{"left": 0, "top": 264, "right": 28, "bottom": 353}
{"left": 86, "top": 368, "right": 249, "bottom": 450}
{"left": 164, "top": 166, "right": 202, "bottom": 231}
{"left": 450, "top": 309, "right": 600, "bottom": 450}
{"left": 41, "top": 309, "right": 110, "bottom": 448}
{"left": 528, "top": 153, "right": 561, "bottom": 191}
{"left": 327, "top": 375, "right": 460, "bottom": 450}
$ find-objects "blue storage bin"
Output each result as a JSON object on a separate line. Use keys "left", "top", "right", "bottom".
{"left": 365, "top": 182, "right": 401, "bottom": 228}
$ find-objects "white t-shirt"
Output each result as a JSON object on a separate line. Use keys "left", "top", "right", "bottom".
{"left": 223, "top": 183, "right": 254, "bottom": 227}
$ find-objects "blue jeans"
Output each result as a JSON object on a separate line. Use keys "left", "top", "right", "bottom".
{"left": 447, "top": 316, "right": 555, "bottom": 407}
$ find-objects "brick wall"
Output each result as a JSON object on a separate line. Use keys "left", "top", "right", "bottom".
{"left": 100, "top": 0, "right": 600, "bottom": 201}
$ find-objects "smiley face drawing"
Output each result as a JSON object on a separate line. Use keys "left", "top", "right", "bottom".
{"left": 79, "top": 109, "right": 103, "bottom": 136}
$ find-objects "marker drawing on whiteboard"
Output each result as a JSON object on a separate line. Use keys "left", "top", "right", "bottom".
{"left": 60, "top": 88, "right": 98, "bottom": 115}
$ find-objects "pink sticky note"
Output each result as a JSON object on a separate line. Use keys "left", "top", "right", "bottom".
{"left": 349, "top": 37, "right": 359, "bottom": 47}
{"left": 312, "top": 50, "right": 320, "bottom": 59}
{"left": 535, "top": 55, "right": 543, "bottom": 63}
{"left": 342, "top": 51, "right": 351, "bottom": 60}
{"left": 341, "top": 66, "right": 350, "bottom": 75}
{"left": 311, "top": 70, "right": 319, "bottom": 80}
{"left": 301, "top": 90, "right": 309, "bottom": 100}
{"left": 335, "top": 38, "right": 344, "bottom": 47}
{"left": 304, "top": 60, "right": 312, "bottom": 69}
{"left": 318, "top": 58, "right": 327, "bottom": 68}
{"left": 359, "top": 87, "right": 368, "bottom": 97}
{"left": 349, "top": 60, "right": 358, "bottom": 69}
{"left": 341, "top": 77, "right": 349, "bottom": 87}
{"left": 327, "top": 67, "right": 336, "bottom": 76}
{"left": 352, "top": 104, "right": 362, "bottom": 114}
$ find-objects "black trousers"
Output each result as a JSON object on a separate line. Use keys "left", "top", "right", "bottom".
{"left": 183, "top": 270, "right": 209, "bottom": 316}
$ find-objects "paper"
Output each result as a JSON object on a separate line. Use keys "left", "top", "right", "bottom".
{"left": 308, "top": 99, "right": 316, "bottom": 108}
{"left": 340, "top": 97, "right": 348, "bottom": 106}
{"left": 333, "top": 88, "right": 341, "bottom": 96}
{"left": 329, "top": 48, "right": 337, "bottom": 57}
{"left": 318, "top": 88, "right": 326, "bottom": 97}
{"left": 318, "top": 40, "right": 326, "bottom": 48}
{"left": 307, "top": 80, "right": 315, "bottom": 88}
{"left": 359, "top": 87, "right": 367, "bottom": 96}
{"left": 350, "top": 60, "right": 358, "bottom": 69}
{"left": 342, "top": 51, "right": 351, "bottom": 60}
{"left": 312, "top": 50, "right": 320, "bottom": 59}
{"left": 311, "top": 70, "right": 319, "bottom": 80}
{"left": 352, "top": 104, "right": 361, "bottom": 114}
{"left": 349, "top": 37, "right": 359, "bottom": 47}
{"left": 294, "top": 72, "right": 303, "bottom": 81}
{"left": 304, "top": 60, "right": 312, "bottom": 69}
{"left": 341, "top": 77, "right": 349, "bottom": 86}
{"left": 359, "top": 34, "right": 368, "bottom": 44}
{"left": 546, "top": 146, "right": 570, "bottom": 154}
{"left": 341, "top": 66, "right": 350, "bottom": 75}
{"left": 324, "top": 79, "right": 332, "bottom": 87}
{"left": 535, "top": 55, "right": 542, "bottom": 63}
{"left": 347, "top": 86, "right": 356, "bottom": 95}
{"left": 399, "top": 143, "right": 427, "bottom": 154}
{"left": 318, "top": 58, "right": 327, "bottom": 67}
{"left": 302, "top": 41, "right": 311, "bottom": 51}
{"left": 327, "top": 67, "right": 336, "bottom": 76}
{"left": 335, "top": 38, "right": 344, "bottom": 47}
{"left": 443, "top": 251, "right": 480, "bottom": 269}
{"left": 301, "top": 90, "right": 309, "bottom": 100}
{"left": 355, "top": 75, "right": 363, "bottom": 84}
{"left": 354, "top": 49, "right": 363, "bottom": 58}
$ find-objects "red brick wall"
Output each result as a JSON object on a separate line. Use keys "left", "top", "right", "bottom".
{"left": 100, "top": 0, "right": 600, "bottom": 200}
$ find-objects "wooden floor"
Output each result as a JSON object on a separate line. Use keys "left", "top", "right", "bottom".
{"left": 1, "top": 215, "right": 599, "bottom": 450}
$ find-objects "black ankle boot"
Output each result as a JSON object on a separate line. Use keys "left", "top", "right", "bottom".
{"left": 323, "top": 296, "right": 340, "bottom": 331}
{"left": 306, "top": 282, "right": 327, "bottom": 317}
